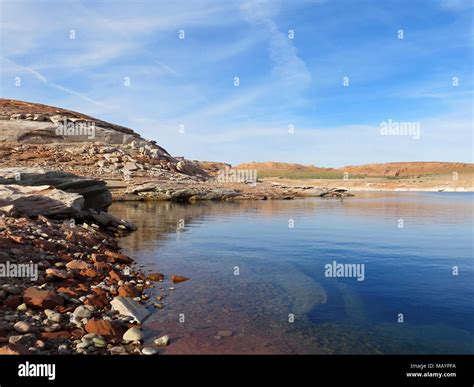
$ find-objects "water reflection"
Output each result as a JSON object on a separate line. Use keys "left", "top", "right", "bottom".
{"left": 110, "top": 192, "right": 474, "bottom": 354}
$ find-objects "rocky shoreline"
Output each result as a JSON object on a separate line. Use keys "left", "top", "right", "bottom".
{"left": 0, "top": 99, "right": 352, "bottom": 355}
{"left": 0, "top": 201, "right": 179, "bottom": 355}
{"left": 0, "top": 166, "right": 180, "bottom": 355}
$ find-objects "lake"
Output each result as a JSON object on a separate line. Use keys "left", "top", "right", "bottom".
{"left": 110, "top": 192, "right": 474, "bottom": 354}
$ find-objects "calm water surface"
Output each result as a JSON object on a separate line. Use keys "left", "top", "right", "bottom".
{"left": 110, "top": 192, "right": 473, "bottom": 354}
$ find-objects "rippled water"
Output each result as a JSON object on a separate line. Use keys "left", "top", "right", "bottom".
{"left": 110, "top": 192, "right": 474, "bottom": 354}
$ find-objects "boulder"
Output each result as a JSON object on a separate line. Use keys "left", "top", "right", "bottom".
{"left": 0, "top": 168, "right": 112, "bottom": 211}
{"left": 0, "top": 184, "right": 83, "bottom": 218}
{"left": 176, "top": 160, "right": 208, "bottom": 177}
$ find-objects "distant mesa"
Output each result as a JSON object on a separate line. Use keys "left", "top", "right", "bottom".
{"left": 235, "top": 161, "right": 474, "bottom": 179}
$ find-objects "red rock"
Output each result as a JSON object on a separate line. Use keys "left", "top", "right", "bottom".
{"left": 71, "top": 328, "right": 83, "bottom": 338}
{"left": 91, "top": 253, "right": 107, "bottom": 263}
{"left": 0, "top": 343, "right": 29, "bottom": 355}
{"left": 79, "top": 268, "right": 102, "bottom": 278}
{"left": 85, "top": 319, "right": 124, "bottom": 341}
{"left": 77, "top": 283, "right": 89, "bottom": 292}
{"left": 56, "top": 286, "right": 80, "bottom": 297}
{"left": 55, "top": 306, "right": 74, "bottom": 313}
{"left": 45, "top": 268, "right": 70, "bottom": 279}
{"left": 171, "top": 275, "right": 190, "bottom": 284}
{"left": 147, "top": 273, "right": 164, "bottom": 282}
{"left": 91, "top": 288, "right": 107, "bottom": 296}
{"left": 118, "top": 284, "right": 138, "bottom": 297}
{"left": 104, "top": 250, "right": 132, "bottom": 264}
{"left": 84, "top": 294, "right": 108, "bottom": 308}
{"left": 108, "top": 270, "right": 125, "bottom": 282}
{"left": 65, "top": 259, "right": 90, "bottom": 270}
{"left": 8, "top": 235, "right": 24, "bottom": 244}
{"left": 94, "top": 262, "right": 110, "bottom": 271}
{"left": 23, "top": 287, "right": 64, "bottom": 310}
{"left": 40, "top": 331, "right": 72, "bottom": 340}
{"left": 4, "top": 295, "right": 22, "bottom": 309}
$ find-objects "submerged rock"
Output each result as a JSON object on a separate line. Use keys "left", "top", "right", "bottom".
{"left": 171, "top": 275, "right": 189, "bottom": 284}
{"left": 142, "top": 346, "right": 158, "bottom": 355}
{"left": 110, "top": 296, "right": 150, "bottom": 323}
{"left": 154, "top": 335, "right": 169, "bottom": 347}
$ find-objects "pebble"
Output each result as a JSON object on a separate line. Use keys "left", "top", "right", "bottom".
{"left": 9, "top": 334, "right": 36, "bottom": 347}
{"left": 4, "top": 285, "right": 20, "bottom": 295}
{"left": 76, "top": 341, "right": 89, "bottom": 350}
{"left": 109, "top": 346, "right": 126, "bottom": 355}
{"left": 44, "top": 309, "right": 62, "bottom": 323}
{"left": 123, "top": 327, "right": 143, "bottom": 342}
{"left": 92, "top": 337, "right": 106, "bottom": 348}
{"left": 50, "top": 323, "right": 61, "bottom": 331}
{"left": 73, "top": 305, "right": 91, "bottom": 319}
{"left": 13, "top": 321, "right": 31, "bottom": 333}
{"left": 154, "top": 335, "right": 169, "bottom": 347}
{"left": 218, "top": 330, "right": 234, "bottom": 337}
{"left": 16, "top": 303, "right": 27, "bottom": 312}
{"left": 142, "top": 347, "right": 158, "bottom": 355}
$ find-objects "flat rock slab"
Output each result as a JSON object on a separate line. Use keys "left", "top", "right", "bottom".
{"left": 0, "top": 184, "right": 83, "bottom": 218}
{"left": 0, "top": 167, "right": 112, "bottom": 211}
{"left": 110, "top": 296, "right": 150, "bottom": 323}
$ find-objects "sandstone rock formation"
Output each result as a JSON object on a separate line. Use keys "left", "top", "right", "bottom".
{"left": 0, "top": 167, "right": 111, "bottom": 211}
{"left": 0, "top": 99, "right": 208, "bottom": 182}
{"left": 0, "top": 184, "right": 83, "bottom": 218}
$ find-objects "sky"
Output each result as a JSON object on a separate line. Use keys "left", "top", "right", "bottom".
{"left": 0, "top": 0, "right": 472, "bottom": 167}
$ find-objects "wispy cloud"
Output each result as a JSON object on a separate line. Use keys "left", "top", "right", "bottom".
{"left": 0, "top": 0, "right": 471, "bottom": 165}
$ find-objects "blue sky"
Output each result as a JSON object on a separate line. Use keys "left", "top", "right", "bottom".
{"left": 1, "top": 0, "right": 472, "bottom": 167}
